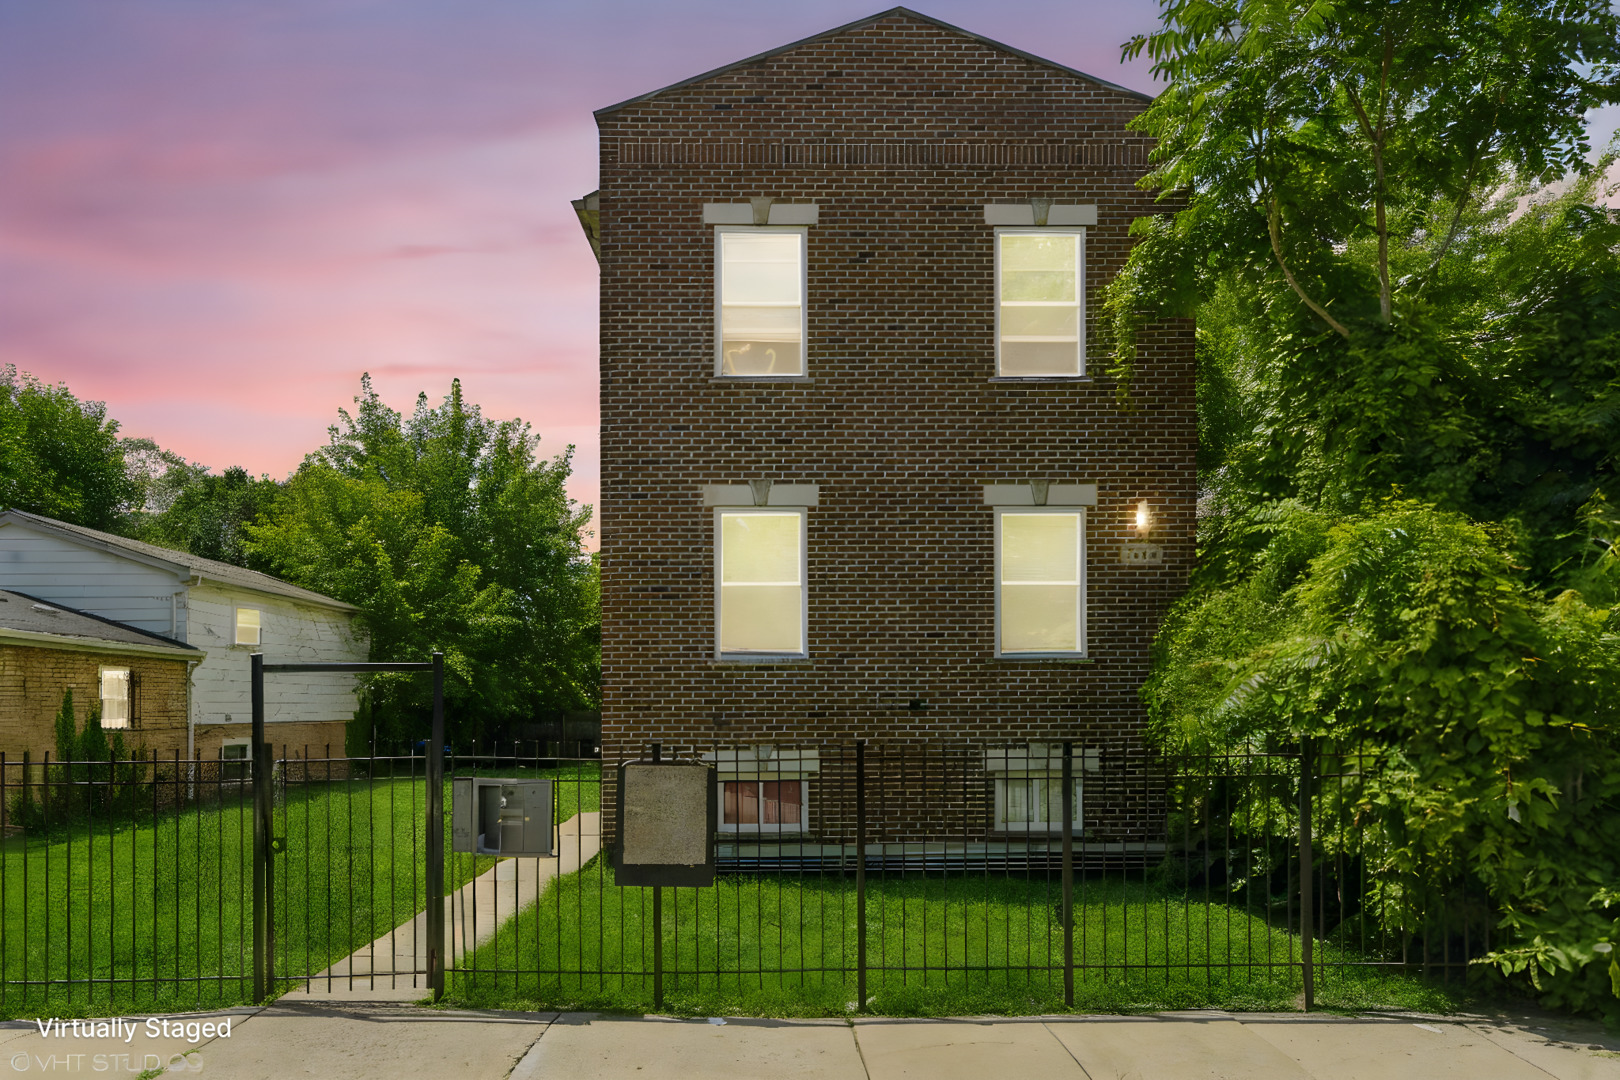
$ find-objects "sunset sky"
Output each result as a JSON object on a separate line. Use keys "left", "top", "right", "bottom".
{"left": 3, "top": 1, "right": 1617, "bottom": 545}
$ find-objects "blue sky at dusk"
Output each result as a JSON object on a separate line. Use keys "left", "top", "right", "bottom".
{"left": 2, "top": 1, "right": 1617, "bottom": 541}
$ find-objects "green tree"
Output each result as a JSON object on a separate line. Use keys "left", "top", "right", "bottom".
{"left": 0, "top": 365, "right": 138, "bottom": 531}
{"left": 137, "top": 463, "right": 284, "bottom": 567}
{"left": 246, "top": 377, "right": 598, "bottom": 744}
{"left": 1116, "top": 0, "right": 1620, "bottom": 341}
{"left": 1188, "top": 180, "right": 1620, "bottom": 590}
{"left": 1114, "top": 0, "right": 1620, "bottom": 1021}
{"left": 1146, "top": 501, "right": 1620, "bottom": 1019}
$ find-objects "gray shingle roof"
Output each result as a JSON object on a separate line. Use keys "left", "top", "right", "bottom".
{"left": 0, "top": 510, "right": 357, "bottom": 612}
{"left": 0, "top": 589, "right": 200, "bottom": 653}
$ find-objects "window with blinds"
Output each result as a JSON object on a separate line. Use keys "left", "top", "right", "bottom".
{"left": 716, "top": 228, "right": 806, "bottom": 376}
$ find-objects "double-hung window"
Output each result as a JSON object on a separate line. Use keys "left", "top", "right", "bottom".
{"left": 235, "top": 607, "right": 261, "bottom": 646}
{"left": 716, "top": 227, "right": 806, "bottom": 376}
{"left": 716, "top": 507, "right": 807, "bottom": 659}
{"left": 995, "top": 507, "right": 1085, "bottom": 657}
{"left": 996, "top": 229, "right": 1084, "bottom": 376}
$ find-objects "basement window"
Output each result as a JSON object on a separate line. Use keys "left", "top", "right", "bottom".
{"left": 984, "top": 745, "right": 1094, "bottom": 833}
{"left": 722, "top": 780, "right": 807, "bottom": 833}
{"left": 221, "top": 739, "right": 250, "bottom": 783}
{"left": 994, "top": 777, "right": 1082, "bottom": 833}
{"left": 705, "top": 747, "right": 820, "bottom": 836}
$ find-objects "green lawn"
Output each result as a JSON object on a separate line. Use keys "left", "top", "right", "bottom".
{"left": 0, "top": 765, "right": 598, "bottom": 1020}
{"left": 448, "top": 860, "right": 1476, "bottom": 1018}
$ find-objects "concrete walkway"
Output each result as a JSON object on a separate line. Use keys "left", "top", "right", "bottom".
{"left": 280, "top": 811, "right": 601, "bottom": 1002}
{"left": 3, "top": 1006, "right": 1616, "bottom": 1079}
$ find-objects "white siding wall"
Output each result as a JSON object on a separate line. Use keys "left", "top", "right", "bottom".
{"left": 0, "top": 522, "right": 188, "bottom": 638}
{"left": 188, "top": 585, "right": 367, "bottom": 730}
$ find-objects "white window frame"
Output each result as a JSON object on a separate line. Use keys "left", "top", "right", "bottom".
{"left": 993, "top": 775, "right": 1083, "bottom": 834}
{"left": 994, "top": 227, "right": 1085, "bottom": 377}
{"left": 98, "top": 667, "right": 131, "bottom": 730}
{"left": 235, "top": 607, "right": 261, "bottom": 646}
{"left": 715, "top": 506, "right": 809, "bottom": 661}
{"left": 220, "top": 738, "right": 251, "bottom": 782}
{"left": 715, "top": 226, "right": 808, "bottom": 377}
{"left": 994, "top": 506, "right": 1087, "bottom": 658}
{"left": 718, "top": 777, "right": 810, "bottom": 835}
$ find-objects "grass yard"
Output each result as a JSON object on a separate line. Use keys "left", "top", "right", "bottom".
{"left": 448, "top": 859, "right": 1477, "bottom": 1018}
{"left": 0, "top": 764, "right": 597, "bottom": 1020}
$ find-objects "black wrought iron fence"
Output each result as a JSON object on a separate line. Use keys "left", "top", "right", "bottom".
{"left": 0, "top": 734, "right": 1489, "bottom": 1018}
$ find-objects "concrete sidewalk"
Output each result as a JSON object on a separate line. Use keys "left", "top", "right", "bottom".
{"left": 3, "top": 1005, "right": 1616, "bottom": 1079}
{"left": 278, "top": 811, "right": 602, "bottom": 1003}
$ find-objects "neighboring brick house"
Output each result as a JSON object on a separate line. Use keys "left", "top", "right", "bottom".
{"left": 579, "top": 9, "right": 1194, "bottom": 853}
{"left": 0, "top": 510, "right": 367, "bottom": 765}
{"left": 0, "top": 588, "right": 199, "bottom": 762}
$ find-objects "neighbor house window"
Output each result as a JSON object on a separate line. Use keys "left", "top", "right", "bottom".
{"left": 996, "top": 230, "right": 1083, "bottom": 376}
{"left": 995, "top": 508, "right": 1085, "bottom": 657}
{"left": 994, "top": 776, "right": 1083, "bottom": 833}
{"left": 716, "top": 508, "right": 807, "bottom": 658}
{"left": 716, "top": 227, "right": 806, "bottom": 376}
{"left": 235, "top": 607, "right": 261, "bottom": 645}
{"left": 221, "top": 739, "right": 250, "bottom": 783}
{"left": 99, "top": 667, "right": 131, "bottom": 729}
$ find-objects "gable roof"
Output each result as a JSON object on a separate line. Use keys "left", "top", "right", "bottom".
{"left": 594, "top": 6, "right": 1153, "bottom": 118}
{"left": 0, "top": 588, "right": 200, "bottom": 658}
{"left": 0, "top": 510, "right": 357, "bottom": 613}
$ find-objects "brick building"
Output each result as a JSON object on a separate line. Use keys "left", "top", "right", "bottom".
{"left": 579, "top": 9, "right": 1194, "bottom": 854}
{"left": 0, "top": 589, "right": 199, "bottom": 763}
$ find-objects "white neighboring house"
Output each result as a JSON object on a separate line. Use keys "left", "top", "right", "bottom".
{"left": 0, "top": 510, "right": 366, "bottom": 757}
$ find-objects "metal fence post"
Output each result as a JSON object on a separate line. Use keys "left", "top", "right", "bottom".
{"left": 1062, "top": 741, "right": 1075, "bottom": 1008}
{"left": 1299, "top": 736, "right": 1315, "bottom": 1012}
{"left": 251, "top": 652, "right": 267, "bottom": 1004}
{"left": 650, "top": 742, "right": 663, "bottom": 1010}
{"left": 426, "top": 652, "right": 446, "bottom": 1001}
{"left": 855, "top": 740, "right": 867, "bottom": 1011}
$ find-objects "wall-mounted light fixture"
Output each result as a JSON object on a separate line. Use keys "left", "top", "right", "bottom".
{"left": 1133, "top": 500, "right": 1152, "bottom": 536}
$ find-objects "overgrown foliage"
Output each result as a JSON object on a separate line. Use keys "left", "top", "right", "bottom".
{"left": 8, "top": 690, "right": 148, "bottom": 829}
{"left": 1148, "top": 501, "right": 1620, "bottom": 1020}
{"left": 135, "top": 463, "right": 284, "bottom": 567}
{"left": 0, "top": 366, "right": 138, "bottom": 531}
{"left": 1115, "top": 0, "right": 1620, "bottom": 1020}
{"left": 246, "top": 376, "right": 599, "bottom": 745}
{"left": 1113, "top": 0, "right": 1620, "bottom": 354}
{"left": 1190, "top": 181, "right": 1620, "bottom": 592}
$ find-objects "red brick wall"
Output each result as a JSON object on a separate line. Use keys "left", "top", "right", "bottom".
{"left": 594, "top": 15, "right": 1195, "bottom": 838}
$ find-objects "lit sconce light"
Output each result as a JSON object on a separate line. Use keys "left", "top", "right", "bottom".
{"left": 1134, "top": 501, "right": 1152, "bottom": 535}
